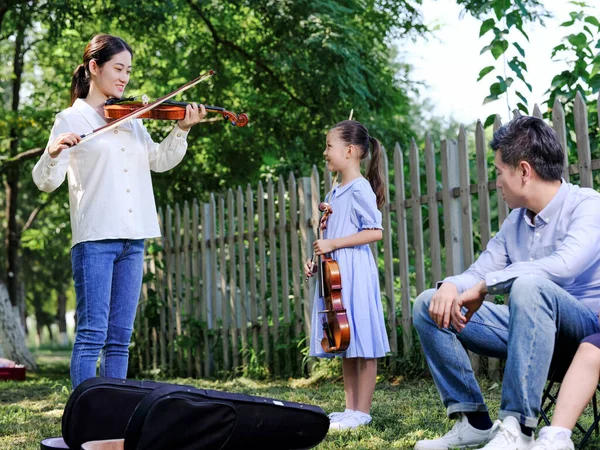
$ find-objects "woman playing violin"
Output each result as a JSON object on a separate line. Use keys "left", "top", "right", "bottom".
{"left": 304, "top": 120, "right": 390, "bottom": 431}
{"left": 32, "top": 33, "right": 206, "bottom": 389}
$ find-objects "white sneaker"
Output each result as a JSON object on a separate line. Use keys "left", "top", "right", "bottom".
{"left": 414, "top": 413, "right": 493, "bottom": 449}
{"left": 532, "top": 427, "right": 574, "bottom": 450}
{"left": 328, "top": 409, "right": 353, "bottom": 421}
{"left": 481, "top": 416, "right": 534, "bottom": 450}
{"left": 329, "top": 411, "right": 372, "bottom": 430}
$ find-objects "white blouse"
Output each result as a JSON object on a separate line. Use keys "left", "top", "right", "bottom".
{"left": 32, "top": 98, "right": 190, "bottom": 247}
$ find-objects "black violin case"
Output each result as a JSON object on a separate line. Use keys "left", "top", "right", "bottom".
{"left": 58, "top": 377, "right": 329, "bottom": 450}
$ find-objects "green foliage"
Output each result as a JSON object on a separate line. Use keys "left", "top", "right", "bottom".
{"left": 465, "top": 0, "right": 548, "bottom": 117}
{"left": 1, "top": 0, "right": 429, "bottom": 338}
{"left": 468, "top": 0, "right": 600, "bottom": 160}
{"left": 545, "top": 2, "right": 600, "bottom": 158}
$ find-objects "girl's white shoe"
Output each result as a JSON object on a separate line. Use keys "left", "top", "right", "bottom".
{"left": 532, "top": 427, "right": 575, "bottom": 450}
{"left": 329, "top": 411, "right": 372, "bottom": 430}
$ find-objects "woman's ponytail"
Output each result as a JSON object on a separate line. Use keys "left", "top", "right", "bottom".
{"left": 70, "top": 63, "right": 89, "bottom": 105}
{"left": 366, "top": 136, "right": 385, "bottom": 208}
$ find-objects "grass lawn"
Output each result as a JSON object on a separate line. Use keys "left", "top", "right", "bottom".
{"left": 1, "top": 351, "right": 599, "bottom": 449}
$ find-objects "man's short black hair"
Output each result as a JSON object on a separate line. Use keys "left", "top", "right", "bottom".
{"left": 490, "top": 116, "right": 564, "bottom": 182}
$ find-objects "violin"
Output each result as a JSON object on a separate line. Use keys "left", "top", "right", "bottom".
{"left": 308, "top": 202, "right": 350, "bottom": 353}
{"left": 104, "top": 98, "right": 249, "bottom": 127}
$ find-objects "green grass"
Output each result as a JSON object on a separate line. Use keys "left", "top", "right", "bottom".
{"left": 1, "top": 352, "right": 600, "bottom": 449}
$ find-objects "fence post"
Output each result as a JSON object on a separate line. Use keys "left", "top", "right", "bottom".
{"left": 227, "top": 189, "right": 240, "bottom": 370}
{"left": 552, "top": 99, "right": 569, "bottom": 183}
{"left": 424, "top": 134, "right": 442, "bottom": 285}
{"left": 458, "top": 126, "right": 474, "bottom": 270}
{"left": 201, "top": 202, "right": 213, "bottom": 376}
{"left": 267, "top": 178, "right": 280, "bottom": 376}
{"left": 191, "top": 200, "right": 202, "bottom": 378}
{"left": 208, "top": 195, "right": 218, "bottom": 376}
{"left": 494, "top": 116, "right": 510, "bottom": 225}
{"left": 218, "top": 195, "right": 230, "bottom": 371}
{"left": 441, "top": 139, "right": 465, "bottom": 276}
{"left": 288, "top": 173, "right": 304, "bottom": 375}
{"left": 393, "top": 143, "right": 413, "bottom": 354}
{"left": 476, "top": 120, "right": 499, "bottom": 379}
{"left": 236, "top": 187, "right": 249, "bottom": 369}
{"left": 575, "top": 92, "right": 593, "bottom": 188}
{"left": 409, "top": 139, "right": 426, "bottom": 294}
{"left": 381, "top": 150, "right": 397, "bottom": 357}
{"left": 246, "top": 185, "right": 260, "bottom": 357}
{"left": 298, "top": 177, "right": 314, "bottom": 354}
{"left": 183, "top": 201, "right": 193, "bottom": 377}
{"left": 257, "top": 182, "right": 270, "bottom": 371}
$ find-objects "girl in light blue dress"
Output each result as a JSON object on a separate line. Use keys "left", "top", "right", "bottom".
{"left": 304, "top": 120, "right": 390, "bottom": 431}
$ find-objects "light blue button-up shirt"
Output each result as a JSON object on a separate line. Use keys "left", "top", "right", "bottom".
{"left": 443, "top": 181, "right": 600, "bottom": 314}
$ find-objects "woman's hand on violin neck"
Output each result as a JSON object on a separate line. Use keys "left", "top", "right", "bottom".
{"left": 313, "top": 239, "right": 336, "bottom": 255}
{"left": 177, "top": 102, "right": 207, "bottom": 131}
{"left": 48, "top": 132, "right": 81, "bottom": 157}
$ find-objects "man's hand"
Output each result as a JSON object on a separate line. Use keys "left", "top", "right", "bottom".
{"left": 451, "top": 280, "right": 488, "bottom": 332}
{"left": 429, "top": 283, "right": 459, "bottom": 329}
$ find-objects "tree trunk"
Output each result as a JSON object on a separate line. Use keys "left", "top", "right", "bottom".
{"left": 5, "top": 16, "right": 25, "bottom": 308}
{"left": 0, "top": 281, "right": 37, "bottom": 370}
{"left": 57, "top": 293, "right": 69, "bottom": 346}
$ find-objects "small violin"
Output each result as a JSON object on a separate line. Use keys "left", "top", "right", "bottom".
{"left": 308, "top": 202, "right": 350, "bottom": 354}
{"left": 104, "top": 97, "right": 249, "bottom": 127}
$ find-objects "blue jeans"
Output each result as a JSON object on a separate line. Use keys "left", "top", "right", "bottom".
{"left": 70, "top": 239, "right": 145, "bottom": 389}
{"left": 413, "top": 275, "right": 600, "bottom": 428}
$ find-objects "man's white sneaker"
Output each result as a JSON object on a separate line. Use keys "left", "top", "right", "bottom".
{"left": 532, "top": 427, "right": 575, "bottom": 450}
{"left": 329, "top": 411, "right": 372, "bottom": 430}
{"left": 481, "top": 416, "right": 534, "bottom": 450}
{"left": 414, "top": 413, "right": 493, "bottom": 450}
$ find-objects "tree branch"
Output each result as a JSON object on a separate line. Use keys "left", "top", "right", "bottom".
{"left": 0, "top": 147, "right": 44, "bottom": 175}
{"left": 186, "top": 0, "right": 312, "bottom": 110}
{"left": 21, "top": 192, "right": 55, "bottom": 234}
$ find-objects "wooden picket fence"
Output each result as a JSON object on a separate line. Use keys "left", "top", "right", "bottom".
{"left": 134, "top": 92, "right": 600, "bottom": 378}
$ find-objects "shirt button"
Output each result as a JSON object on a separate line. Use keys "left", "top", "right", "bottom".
{"left": 121, "top": 147, "right": 125, "bottom": 152}
{"left": 129, "top": 208, "right": 133, "bottom": 213}
{"left": 114, "top": 130, "right": 119, "bottom": 134}
{"left": 124, "top": 168, "right": 128, "bottom": 173}
{"left": 126, "top": 188, "right": 131, "bottom": 193}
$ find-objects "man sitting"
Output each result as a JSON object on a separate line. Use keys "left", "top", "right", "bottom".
{"left": 413, "top": 116, "right": 600, "bottom": 450}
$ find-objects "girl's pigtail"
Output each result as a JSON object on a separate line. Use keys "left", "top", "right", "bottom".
{"left": 366, "top": 136, "right": 385, "bottom": 208}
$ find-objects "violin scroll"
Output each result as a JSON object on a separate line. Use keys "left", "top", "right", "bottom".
{"left": 221, "top": 110, "right": 249, "bottom": 127}
{"left": 318, "top": 202, "right": 332, "bottom": 231}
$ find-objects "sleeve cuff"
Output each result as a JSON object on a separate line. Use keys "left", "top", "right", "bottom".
{"left": 43, "top": 149, "right": 59, "bottom": 168}
{"left": 173, "top": 124, "right": 190, "bottom": 140}
{"left": 361, "top": 223, "right": 383, "bottom": 231}
{"left": 485, "top": 272, "right": 515, "bottom": 295}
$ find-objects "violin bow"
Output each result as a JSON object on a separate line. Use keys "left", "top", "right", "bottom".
{"left": 77, "top": 70, "right": 215, "bottom": 145}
